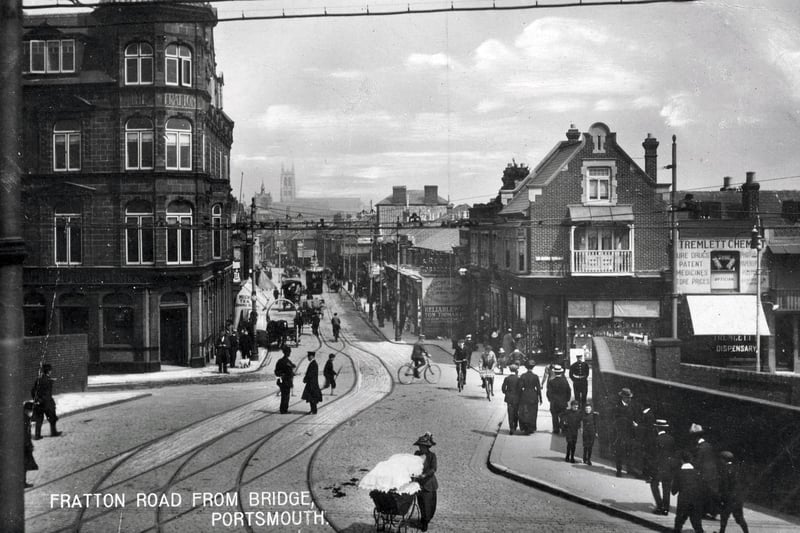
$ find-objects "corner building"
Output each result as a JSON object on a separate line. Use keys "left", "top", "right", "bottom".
{"left": 21, "top": 1, "right": 235, "bottom": 372}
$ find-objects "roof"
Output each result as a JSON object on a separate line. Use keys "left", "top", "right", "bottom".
{"left": 376, "top": 190, "right": 449, "bottom": 206}
{"left": 500, "top": 139, "right": 583, "bottom": 216}
{"left": 408, "top": 227, "right": 460, "bottom": 252}
{"left": 568, "top": 205, "right": 634, "bottom": 223}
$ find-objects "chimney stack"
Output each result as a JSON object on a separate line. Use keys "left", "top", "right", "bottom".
{"left": 424, "top": 185, "right": 438, "bottom": 205}
{"left": 392, "top": 186, "right": 407, "bottom": 206}
{"left": 742, "top": 171, "right": 760, "bottom": 218}
{"left": 642, "top": 133, "right": 659, "bottom": 181}
{"left": 566, "top": 123, "right": 581, "bottom": 142}
{"left": 720, "top": 176, "right": 734, "bottom": 191}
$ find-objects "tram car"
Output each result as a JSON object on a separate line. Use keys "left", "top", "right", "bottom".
{"left": 305, "top": 268, "right": 324, "bottom": 295}
{"left": 281, "top": 277, "right": 304, "bottom": 305}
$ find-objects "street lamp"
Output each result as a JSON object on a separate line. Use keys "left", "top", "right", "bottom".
{"left": 751, "top": 220, "right": 764, "bottom": 372}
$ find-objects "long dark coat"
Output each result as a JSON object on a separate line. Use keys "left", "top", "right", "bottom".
{"left": 546, "top": 375, "right": 571, "bottom": 412}
{"left": 501, "top": 374, "right": 521, "bottom": 405}
{"left": 301, "top": 359, "right": 323, "bottom": 404}
{"left": 517, "top": 370, "right": 542, "bottom": 428}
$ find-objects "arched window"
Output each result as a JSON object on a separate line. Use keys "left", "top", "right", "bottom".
{"left": 53, "top": 119, "right": 80, "bottom": 171}
{"left": 102, "top": 293, "right": 134, "bottom": 345}
{"left": 212, "top": 204, "right": 222, "bottom": 259}
{"left": 125, "top": 117, "right": 154, "bottom": 170}
{"left": 166, "top": 201, "right": 193, "bottom": 264}
{"left": 124, "top": 42, "right": 153, "bottom": 85}
{"left": 126, "top": 200, "right": 154, "bottom": 264}
{"left": 54, "top": 204, "right": 82, "bottom": 265}
{"left": 165, "top": 118, "right": 192, "bottom": 170}
{"left": 24, "top": 293, "right": 47, "bottom": 337}
{"left": 165, "top": 43, "right": 192, "bottom": 87}
{"left": 58, "top": 293, "right": 89, "bottom": 334}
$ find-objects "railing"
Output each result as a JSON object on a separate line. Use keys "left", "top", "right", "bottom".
{"left": 572, "top": 249, "right": 633, "bottom": 275}
{"left": 776, "top": 289, "right": 800, "bottom": 311}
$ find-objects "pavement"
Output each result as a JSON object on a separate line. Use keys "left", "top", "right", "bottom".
{"left": 53, "top": 290, "right": 800, "bottom": 533}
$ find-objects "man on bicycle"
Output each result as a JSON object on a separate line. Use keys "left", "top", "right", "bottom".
{"left": 411, "top": 334, "right": 428, "bottom": 378}
{"left": 453, "top": 339, "right": 469, "bottom": 390}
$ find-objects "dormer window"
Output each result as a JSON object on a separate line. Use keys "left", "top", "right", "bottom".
{"left": 29, "top": 39, "right": 75, "bottom": 74}
{"left": 589, "top": 122, "right": 610, "bottom": 154}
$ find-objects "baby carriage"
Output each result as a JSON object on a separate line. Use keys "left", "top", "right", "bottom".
{"left": 369, "top": 490, "right": 417, "bottom": 532}
{"left": 358, "top": 453, "right": 423, "bottom": 532}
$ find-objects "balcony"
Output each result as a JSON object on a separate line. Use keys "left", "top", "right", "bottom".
{"left": 571, "top": 249, "right": 633, "bottom": 276}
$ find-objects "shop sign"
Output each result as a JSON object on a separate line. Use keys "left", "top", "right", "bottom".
{"left": 713, "top": 335, "right": 755, "bottom": 354}
{"left": 676, "top": 238, "right": 757, "bottom": 293}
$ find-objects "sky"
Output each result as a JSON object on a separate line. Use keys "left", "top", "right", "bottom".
{"left": 25, "top": 0, "right": 800, "bottom": 208}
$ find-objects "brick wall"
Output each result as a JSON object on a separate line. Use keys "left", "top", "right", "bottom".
{"left": 23, "top": 334, "right": 89, "bottom": 394}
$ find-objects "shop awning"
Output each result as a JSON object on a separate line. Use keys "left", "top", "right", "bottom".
{"left": 568, "top": 205, "right": 634, "bottom": 223}
{"left": 768, "top": 243, "right": 800, "bottom": 254}
{"left": 686, "top": 295, "right": 771, "bottom": 336}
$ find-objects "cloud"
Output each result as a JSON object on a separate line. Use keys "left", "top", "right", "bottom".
{"left": 476, "top": 99, "right": 506, "bottom": 113}
{"left": 329, "top": 69, "right": 364, "bottom": 79}
{"left": 660, "top": 93, "right": 697, "bottom": 128}
{"left": 406, "top": 52, "right": 451, "bottom": 68}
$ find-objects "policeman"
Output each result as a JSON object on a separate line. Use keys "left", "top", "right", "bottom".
{"left": 569, "top": 351, "right": 590, "bottom": 408}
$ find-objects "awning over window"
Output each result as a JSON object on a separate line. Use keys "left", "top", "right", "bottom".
{"left": 686, "top": 294, "right": 771, "bottom": 336}
{"left": 768, "top": 243, "right": 800, "bottom": 254}
{"left": 568, "top": 205, "right": 634, "bottom": 223}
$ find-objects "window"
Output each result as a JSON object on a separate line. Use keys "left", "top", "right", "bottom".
{"left": 165, "top": 118, "right": 192, "bottom": 170}
{"left": 212, "top": 204, "right": 222, "bottom": 259}
{"left": 58, "top": 293, "right": 89, "bottom": 334}
{"left": 55, "top": 208, "right": 82, "bottom": 265}
{"left": 165, "top": 44, "right": 192, "bottom": 87}
{"left": 587, "top": 167, "right": 610, "bottom": 202}
{"left": 24, "top": 293, "right": 47, "bottom": 337}
{"left": 29, "top": 39, "right": 74, "bottom": 74}
{"left": 102, "top": 293, "right": 134, "bottom": 345}
{"left": 53, "top": 119, "right": 81, "bottom": 171}
{"left": 126, "top": 201, "right": 154, "bottom": 264}
{"left": 573, "top": 227, "right": 629, "bottom": 251}
{"left": 125, "top": 118, "right": 154, "bottom": 170}
{"left": 124, "top": 42, "right": 153, "bottom": 85}
{"left": 166, "top": 201, "right": 192, "bottom": 264}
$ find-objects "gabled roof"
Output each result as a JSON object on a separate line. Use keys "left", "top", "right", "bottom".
{"left": 500, "top": 138, "right": 583, "bottom": 216}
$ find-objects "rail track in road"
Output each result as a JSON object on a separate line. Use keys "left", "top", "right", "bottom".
{"left": 25, "top": 293, "right": 400, "bottom": 533}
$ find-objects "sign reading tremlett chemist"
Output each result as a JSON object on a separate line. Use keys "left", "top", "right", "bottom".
{"left": 675, "top": 238, "right": 763, "bottom": 293}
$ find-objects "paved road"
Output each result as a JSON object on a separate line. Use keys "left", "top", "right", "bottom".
{"left": 25, "top": 290, "right": 647, "bottom": 532}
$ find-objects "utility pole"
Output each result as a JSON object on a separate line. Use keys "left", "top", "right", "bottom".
{"left": 670, "top": 135, "right": 679, "bottom": 339}
{"left": 751, "top": 218, "right": 763, "bottom": 372}
{"left": 249, "top": 197, "right": 257, "bottom": 354}
{"left": 0, "top": 1, "right": 27, "bottom": 529}
{"left": 395, "top": 218, "right": 402, "bottom": 342}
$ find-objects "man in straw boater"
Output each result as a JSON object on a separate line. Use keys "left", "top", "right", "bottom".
{"left": 650, "top": 418, "right": 677, "bottom": 515}
{"left": 301, "top": 351, "right": 323, "bottom": 414}
{"left": 410, "top": 432, "right": 438, "bottom": 532}
{"left": 545, "top": 364, "right": 571, "bottom": 435}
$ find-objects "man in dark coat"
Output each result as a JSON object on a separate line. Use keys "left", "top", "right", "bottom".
{"left": 517, "top": 360, "right": 543, "bottom": 434}
{"left": 569, "top": 351, "right": 590, "bottom": 408}
{"left": 453, "top": 339, "right": 469, "bottom": 391}
{"left": 411, "top": 335, "right": 428, "bottom": 378}
{"left": 612, "top": 387, "right": 638, "bottom": 477}
{"left": 274, "top": 346, "right": 296, "bottom": 414}
{"left": 718, "top": 451, "right": 750, "bottom": 533}
{"left": 215, "top": 324, "right": 231, "bottom": 374}
{"left": 322, "top": 353, "right": 339, "bottom": 395}
{"left": 650, "top": 419, "right": 677, "bottom": 515}
{"left": 226, "top": 321, "right": 239, "bottom": 368}
{"left": 301, "top": 351, "right": 323, "bottom": 414}
{"left": 31, "top": 363, "right": 62, "bottom": 439}
{"left": 637, "top": 403, "right": 657, "bottom": 481}
{"left": 501, "top": 364, "right": 521, "bottom": 434}
{"left": 411, "top": 432, "right": 438, "bottom": 532}
{"left": 671, "top": 451, "right": 705, "bottom": 533}
{"left": 691, "top": 424, "right": 720, "bottom": 520}
{"left": 311, "top": 312, "right": 321, "bottom": 337}
{"left": 331, "top": 313, "right": 342, "bottom": 341}
{"left": 546, "top": 365, "right": 571, "bottom": 435}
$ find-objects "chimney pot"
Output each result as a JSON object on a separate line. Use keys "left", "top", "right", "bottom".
{"left": 392, "top": 186, "right": 407, "bottom": 205}
{"left": 566, "top": 124, "right": 581, "bottom": 141}
{"left": 424, "top": 185, "right": 438, "bottom": 205}
{"left": 642, "top": 134, "right": 659, "bottom": 180}
{"left": 742, "top": 171, "right": 759, "bottom": 218}
{"left": 721, "top": 176, "right": 733, "bottom": 191}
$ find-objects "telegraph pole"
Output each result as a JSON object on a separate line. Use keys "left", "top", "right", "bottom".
{"left": 0, "top": 1, "right": 27, "bottom": 529}
{"left": 395, "top": 219, "right": 402, "bottom": 342}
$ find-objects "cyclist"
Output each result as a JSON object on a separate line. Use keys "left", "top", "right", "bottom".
{"left": 411, "top": 334, "right": 428, "bottom": 378}
{"left": 453, "top": 339, "right": 469, "bottom": 391}
{"left": 480, "top": 345, "right": 497, "bottom": 400}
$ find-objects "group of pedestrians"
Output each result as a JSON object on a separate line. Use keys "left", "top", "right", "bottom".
{"left": 273, "top": 346, "right": 341, "bottom": 415}
{"left": 214, "top": 319, "right": 255, "bottom": 373}
{"left": 499, "top": 361, "right": 543, "bottom": 434}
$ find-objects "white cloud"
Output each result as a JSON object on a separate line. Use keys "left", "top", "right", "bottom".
{"left": 330, "top": 69, "right": 364, "bottom": 79}
{"left": 474, "top": 39, "right": 515, "bottom": 70}
{"left": 406, "top": 52, "right": 451, "bottom": 68}
{"left": 660, "top": 93, "right": 697, "bottom": 128}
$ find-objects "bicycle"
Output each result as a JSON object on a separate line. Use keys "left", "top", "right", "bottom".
{"left": 454, "top": 360, "right": 467, "bottom": 392}
{"left": 397, "top": 354, "right": 441, "bottom": 385}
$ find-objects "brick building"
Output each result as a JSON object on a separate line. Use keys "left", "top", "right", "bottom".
{"left": 21, "top": 1, "right": 235, "bottom": 372}
{"left": 467, "top": 123, "right": 670, "bottom": 360}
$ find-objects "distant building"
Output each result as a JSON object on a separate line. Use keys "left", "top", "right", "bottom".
{"left": 21, "top": 1, "right": 235, "bottom": 372}
{"left": 376, "top": 185, "right": 450, "bottom": 229}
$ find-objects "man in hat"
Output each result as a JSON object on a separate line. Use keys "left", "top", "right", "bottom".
{"left": 301, "top": 351, "right": 323, "bottom": 414}
{"left": 453, "top": 339, "right": 469, "bottom": 392}
{"left": 517, "top": 360, "right": 543, "bottom": 434}
{"left": 330, "top": 313, "right": 342, "bottom": 341}
{"left": 322, "top": 353, "right": 339, "bottom": 395}
{"left": 215, "top": 324, "right": 231, "bottom": 374}
{"left": 718, "top": 451, "right": 750, "bottom": 533}
{"left": 691, "top": 424, "right": 720, "bottom": 520}
{"left": 501, "top": 364, "right": 521, "bottom": 434}
{"left": 569, "top": 350, "right": 591, "bottom": 408}
{"left": 637, "top": 402, "right": 657, "bottom": 481}
{"left": 411, "top": 334, "right": 428, "bottom": 378}
{"left": 30, "top": 363, "right": 62, "bottom": 439}
{"left": 612, "top": 387, "right": 638, "bottom": 477}
{"left": 411, "top": 432, "right": 438, "bottom": 532}
{"left": 650, "top": 419, "right": 677, "bottom": 515}
{"left": 546, "top": 364, "right": 571, "bottom": 435}
{"left": 274, "top": 345, "right": 297, "bottom": 414}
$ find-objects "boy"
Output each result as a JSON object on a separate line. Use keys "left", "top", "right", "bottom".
{"left": 581, "top": 402, "right": 600, "bottom": 465}
{"left": 561, "top": 400, "right": 582, "bottom": 463}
